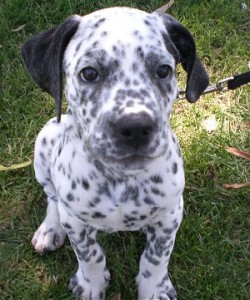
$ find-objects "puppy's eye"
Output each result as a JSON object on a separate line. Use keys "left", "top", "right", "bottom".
{"left": 80, "top": 67, "right": 99, "bottom": 82}
{"left": 156, "top": 64, "right": 171, "bottom": 79}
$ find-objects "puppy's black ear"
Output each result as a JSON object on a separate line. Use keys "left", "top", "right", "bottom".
{"left": 161, "top": 14, "right": 209, "bottom": 102}
{"left": 21, "top": 16, "right": 80, "bottom": 122}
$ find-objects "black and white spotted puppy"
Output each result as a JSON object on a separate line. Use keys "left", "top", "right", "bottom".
{"left": 21, "top": 7, "right": 208, "bottom": 300}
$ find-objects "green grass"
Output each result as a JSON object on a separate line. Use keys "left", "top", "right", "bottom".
{"left": 0, "top": 0, "right": 249, "bottom": 299}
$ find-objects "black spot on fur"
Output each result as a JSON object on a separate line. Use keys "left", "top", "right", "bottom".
{"left": 71, "top": 180, "right": 76, "bottom": 189}
{"left": 144, "top": 196, "right": 155, "bottom": 205}
{"left": 96, "top": 254, "right": 104, "bottom": 263}
{"left": 41, "top": 137, "right": 47, "bottom": 146}
{"left": 145, "top": 252, "right": 160, "bottom": 265}
{"left": 62, "top": 222, "right": 72, "bottom": 229}
{"left": 67, "top": 193, "right": 74, "bottom": 201}
{"left": 82, "top": 179, "right": 90, "bottom": 190}
{"left": 142, "top": 270, "right": 152, "bottom": 278}
{"left": 137, "top": 46, "right": 144, "bottom": 58}
{"left": 74, "top": 41, "right": 82, "bottom": 56}
{"left": 92, "top": 212, "right": 106, "bottom": 218}
{"left": 172, "top": 162, "right": 178, "bottom": 174}
{"left": 98, "top": 183, "right": 111, "bottom": 197}
{"left": 150, "top": 175, "right": 163, "bottom": 184}
{"left": 58, "top": 146, "right": 62, "bottom": 156}
{"left": 101, "top": 31, "right": 107, "bottom": 37}
{"left": 151, "top": 187, "right": 161, "bottom": 195}
{"left": 88, "top": 197, "right": 101, "bottom": 208}
{"left": 132, "top": 62, "right": 138, "bottom": 72}
{"left": 94, "top": 18, "right": 106, "bottom": 28}
{"left": 39, "top": 152, "right": 45, "bottom": 160}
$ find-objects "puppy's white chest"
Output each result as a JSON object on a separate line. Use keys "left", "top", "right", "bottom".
{"left": 52, "top": 140, "right": 184, "bottom": 232}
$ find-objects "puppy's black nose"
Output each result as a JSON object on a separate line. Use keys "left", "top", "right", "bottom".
{"left": 111, "top": 112, "right": 156, "bottom": 149}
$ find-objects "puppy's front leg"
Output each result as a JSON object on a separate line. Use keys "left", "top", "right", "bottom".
{"left": 61, "top": 219, "right": 110, "bottom": 300}
{"left": 137, "top": 198, "right": 183, "bottom": 300}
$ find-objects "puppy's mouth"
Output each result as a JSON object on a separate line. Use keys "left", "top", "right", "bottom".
{"left": 100, "top": 152, "right": 160, "bottom": 171}
{"left": 87, "top": 136, "right": 164, "bottom": 170}
{"left": 114, "top": 154, "right": 152, "bottom": 164}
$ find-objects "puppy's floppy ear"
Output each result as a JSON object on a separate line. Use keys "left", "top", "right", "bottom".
{"left": 161, "top": 14, "right": 209, "bottom": 102}
{"left": 21, "top": 16, "right": 80, "bottom": 122}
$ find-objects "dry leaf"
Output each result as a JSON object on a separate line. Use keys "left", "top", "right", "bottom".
{"left": 226, "top": 147, "right": 250, "bottom": 160}
{"left": 222, "top": 182, "right": 250, "bottom": 189}
{"left": 12, "top": 24, "right": 26, "bottom": 32}
{"left": 0, "top": 160, "right": 32, "bottom": 171}
{"left": 242, "top": 121, "right": 250, "bottom": 130}
{"left": 110, "top": 293, "right": 121, "bottom": 300}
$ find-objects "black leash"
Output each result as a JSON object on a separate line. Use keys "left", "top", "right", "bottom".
{"left": 179, "top": 71, "right": 250, "bottom": 99}
{"left": 227, "top": 71, "right": 250, "bottom": 90}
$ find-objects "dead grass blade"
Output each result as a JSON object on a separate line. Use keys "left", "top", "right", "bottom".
{"left": 154, "top": 0, "right": 175, "bottom": 14}
{"left": 0, "top": 160, "right": 32, "bottom": 171}
{"left": 11, "top": 24, "right": 26, "bottom": 32}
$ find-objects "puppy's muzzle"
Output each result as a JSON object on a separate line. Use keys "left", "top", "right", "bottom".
{"left": 108, "top": 112, "right": 157, "bottom": 151}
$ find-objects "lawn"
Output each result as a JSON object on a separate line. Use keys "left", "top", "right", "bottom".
{"left": 0, "top": 0, "right": 249, "bottom": 299}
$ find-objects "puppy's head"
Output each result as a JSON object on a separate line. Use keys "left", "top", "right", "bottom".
{"left": 21, "top": 7, "right": 209, "bottom": 170}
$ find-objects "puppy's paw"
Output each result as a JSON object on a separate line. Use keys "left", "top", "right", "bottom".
{"left": 69, "top": 271, "right": 107, "bottom": 300}
{"left": 32, "top": 219, "right": 66, "bottom": 253}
